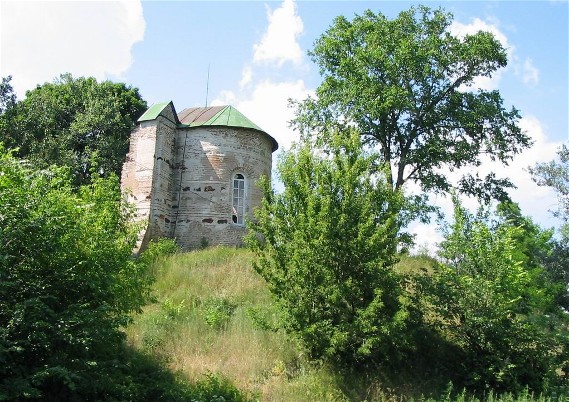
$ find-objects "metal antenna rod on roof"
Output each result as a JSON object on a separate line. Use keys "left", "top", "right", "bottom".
{"left": 205, "top": 63, "right": 210, "bottom": 107}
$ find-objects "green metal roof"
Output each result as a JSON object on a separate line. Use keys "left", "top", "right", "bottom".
{"left": 137, "top": 101, "right": 172, "bottom": 122}
{"left": 189, "top": 106, "right": 263, "bottom": 131}
{"left": 137, "top": 103, "right": 278, "bottom": 151}
{"left": 178, "top": 106, "right": 278, "bottom": 151}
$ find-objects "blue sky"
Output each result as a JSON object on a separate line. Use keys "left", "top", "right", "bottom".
{"left": 1, "top": 0, "right": 568, "bottom": 250}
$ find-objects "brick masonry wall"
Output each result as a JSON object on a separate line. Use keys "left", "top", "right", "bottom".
{"left": 121, "top": 117, "right": 273, "bottom": 250}
{"left": 171, "top": 126, "right": 273, "bottom": 249}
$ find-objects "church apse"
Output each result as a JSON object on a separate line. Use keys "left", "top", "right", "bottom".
{"left": 121, "top": 102, "right": 278, "bottom": 251}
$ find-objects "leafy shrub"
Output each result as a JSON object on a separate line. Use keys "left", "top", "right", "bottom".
{"left": 0, "top": 145, "right": 153, "bottom": 400}
{"left": 245, "top": 305, "right": 281, "bottom": 332}
{"left": 192, "top": 373, "right": 253, "bottom": 402}
{"left": 202, "top": 297, "right": 237, "bottom": 330}
{"left": 0, "top": 74, "right": 147, "bottom": 187}
{"left": 138, "top": 238, "right": 180, "bottom": 268}
{"left": 247, "top": 131, "right": 412, "bottom": 367}
{"left": 162, "top": 298, "right": 187, "bottom": 320}
{"left": 417, "top": 198, "right": 569, "bottom": 393}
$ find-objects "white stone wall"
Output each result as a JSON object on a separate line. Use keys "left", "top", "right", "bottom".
{"left": 121, "top": 120, "right": 158, "bottom": 250}
{"left": 147, "top": 115, "right": 177, "bottom": 241}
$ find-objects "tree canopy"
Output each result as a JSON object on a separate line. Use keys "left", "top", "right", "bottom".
{"left": 418, "top": 198, "right": 569, "bottom": 392}
{"left": 292, "top": 6, "right": 530, "bottom": 202}
{"left": 0, "top": 76, "right": 16, "bottom": 114}
{"left": 0, "top": 74, "right": 147, "bottom": 186}
{"left": 529, "top": 145, "right": 569, "bottom": 309}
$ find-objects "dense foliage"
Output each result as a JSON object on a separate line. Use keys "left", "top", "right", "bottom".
{"left": 292, "top": 6, "right": 530, "bottom": 202}
{"left": 247, "top": 130, "right": 412, "bottom": 366}
{"left": 247, "top": 7, "right": 568, "bottom": 394}
{"left": 0, "top": 77, "right": 16, "bottom": 114}
{"left": 0, "top": 74, "right": 147, "bottom": 186}
{"left": 126, "top": 246, "right": 569, "bottom": 402}
{"left": 0, "top": 5, "right": 566, "bottom": 399}
{"left": 0, "top": 145, "right": 153, "bottom": 400}
{"left": 247, "top": 130, "right": 569, "bottom": 394}
{"left": 416, "top": 199, "right": 569, "bottom": 393}
{"left": 529, "top": 145, "right": 569, "bottom": 311}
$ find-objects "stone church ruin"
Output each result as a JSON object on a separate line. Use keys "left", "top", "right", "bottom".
{"left": 121, "top": 101, "right": 278, "bottom": 251}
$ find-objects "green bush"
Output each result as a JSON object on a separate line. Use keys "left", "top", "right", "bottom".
{"left": 138, "top": 238, "right": 180, "bottom": 267}
{"left": 202, "top": 297, "right": 237, "bottom": 330}
{"left": 247, "top": 130, "right": 412, "bottom": 367}
{"left": 0, "top": 74, "right": 147, "bottom": 187}
{"left": 0, "top": 145, "right": 153, "bottom": 400}
{"left": 245, "top": 305, "right": 282, "bottom": 332}
{"left": 417, "top": 198, "right": 569, "bottom": 393}
{"left": 192, "top": 373, "right": 253, "bottom": 402}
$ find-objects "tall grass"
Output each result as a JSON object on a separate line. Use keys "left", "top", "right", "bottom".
{"left": 125, "top": 247, "right": 567, "bottom": 402}
{"left": 126, "top": 247, "right": 347, "bottom": 401}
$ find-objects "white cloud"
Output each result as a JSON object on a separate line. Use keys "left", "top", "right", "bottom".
{"left": 458, "top": 115, "right": 560, "bottom": 215}
{"left": 253, "top": 0, "right": 304, "bottom": 66}
{"left": 506, "top": 115, "right": 560, "bottom": 220}
{"left": 449, "top": 18, "right": 513, "bottom": 91}
{"left": 239, "top": 65, "right": 253, "bottom": 88}
{"left": 522, "top": 58, "right": 540, "bottom": 86}
{"left": 212, "top": 0, "right": 312, "bottom": 154}
{"left": 454, "top": 115, "right": 561, "bottom": 219}
{"left": 410, "top": 114, "right": 562, "bottom": 253}
{"left": 213, "top": 79, "right": 313, "bottom": 152}
{"left": 450, "top": 17, "right": 542, "bottom": 91}
{"left": 213, "top": 90, "right": 237, "bottom": 106}
{"left": 0, "top": 0, "right": 145, "bottom": 97}
{"left": 408, "top": 221, "right": 444, "bottom": 256}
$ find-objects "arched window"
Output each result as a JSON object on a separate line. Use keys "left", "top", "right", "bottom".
{"left": 232, "top": 173, "right": 245, "bottom": 225}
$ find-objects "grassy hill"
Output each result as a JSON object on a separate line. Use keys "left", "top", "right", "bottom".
{"left": 126, "top": 247, "right": 349, "bottom": 401}
{"left": 125, "top": 247, "right": 566, "bottom": 402}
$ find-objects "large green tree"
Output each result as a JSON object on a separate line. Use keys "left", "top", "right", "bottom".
{"left": 0, "top": 74, "right": 147, "bottom": 186}
{"left": 0, "top": 76, "right": 16, "bottom": 114}
{"left": 0, "top": 145, "right": 153, "bottom": 400}
{"left": 246, "top": 130, "right": 412, "bottom": 366}
{"left": 292, "top": 6, "right": 530, "bottom": 202}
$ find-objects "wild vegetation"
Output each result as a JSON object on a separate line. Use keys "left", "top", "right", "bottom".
{"left": 126, "top": 246, "right": 568, "bottom": 401}
{"left": 247, "top": 130, "right": 569, "bottom": 396}
{"left": 0, "top": 151, "right": 251, "bottom": 400}
{"left": 247, "top": 130, "right": 412, "bottom": 367}
{"left": 0, "top": 145, "right": 150, "bottom": 399}
{"left": 247, "top": 6, "right": 569, "bottom": 395}
{"left": 1, "top": 4, "right": 568, "bottom": 402}
{"left": 292, "top": 5, "right": 530, "bottom": 203}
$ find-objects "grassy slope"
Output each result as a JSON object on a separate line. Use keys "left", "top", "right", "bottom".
{"left": 126, "top": 247, "right": 350, "bottom": 401}
{"left": 125, "top": 247, "right": 565, "bottom": 402}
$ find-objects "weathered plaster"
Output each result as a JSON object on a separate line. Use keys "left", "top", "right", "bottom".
{"left": 121, "top": 104, "right": 275, "bottom": 251}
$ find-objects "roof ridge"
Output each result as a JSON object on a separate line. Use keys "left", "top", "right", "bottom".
{"left": 138, "top": 103, "right": 278, "bottom": 152}
{"left": 206, "top": 105, "right": 229, "bottom": 126}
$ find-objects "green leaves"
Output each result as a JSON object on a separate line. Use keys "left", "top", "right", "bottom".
{"left": 0, "top": 73, "right": 147, "bottom": 187}
{"left": 419, "top": 198, "right": 569, "bottom": 392}
{"left": 292, "top": 6, "right": 529, "bottom": 201}
{"left": 247, "top": 130, "right": 410, "bottom": 366}
{"left": 531, "top": 145, "right": 569, "bottom": 226}
{"left": 0, "top": 146, "right": 152, "bottom": 399}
